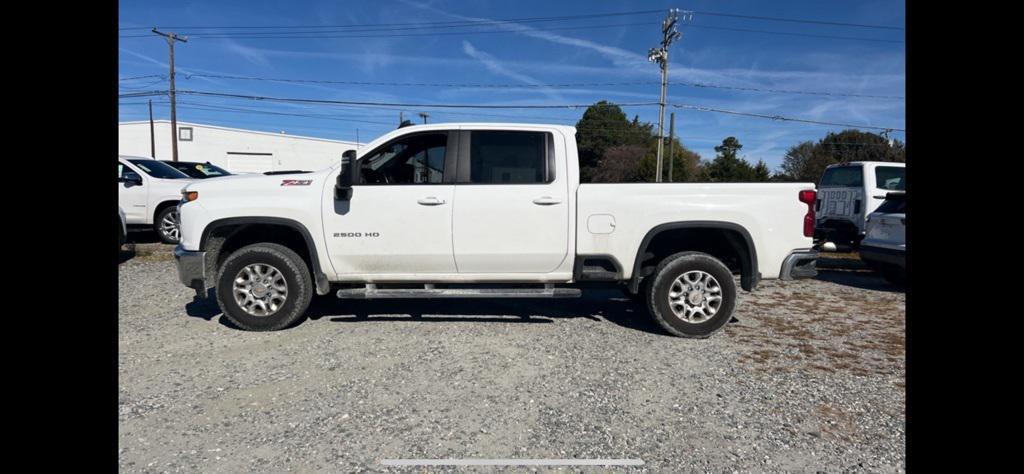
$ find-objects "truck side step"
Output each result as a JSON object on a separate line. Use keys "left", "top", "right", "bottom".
{"left": 335, "top": 284, "right": 581, "bottom": 299}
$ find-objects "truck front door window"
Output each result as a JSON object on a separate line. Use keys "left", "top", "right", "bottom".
{"left": 360, "top": 133, "right": 446, "bottom": 184}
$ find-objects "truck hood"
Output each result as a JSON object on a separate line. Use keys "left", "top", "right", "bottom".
{"left": 182, "top": 170, "right": 329, "bottom": 194}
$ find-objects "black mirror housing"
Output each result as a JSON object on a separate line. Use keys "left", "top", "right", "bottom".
{"left": 335, "top": 150, "right": 358, "bottom": 200}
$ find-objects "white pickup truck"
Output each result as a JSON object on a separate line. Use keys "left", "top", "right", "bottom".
{"left": 175, "top": 124, "right": 818, "bottom": 338}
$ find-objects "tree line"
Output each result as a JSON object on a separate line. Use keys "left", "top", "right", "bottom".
{"left": 575, "top": 101, "right": 905, "bottom": 183}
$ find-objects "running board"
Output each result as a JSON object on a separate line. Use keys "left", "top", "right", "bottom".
{"left": 336, "top": 284, "right": 581, "bottom": 299}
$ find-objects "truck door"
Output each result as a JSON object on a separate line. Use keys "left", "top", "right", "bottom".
{"left": 118, "top": 160, "right": 148, "bottom": 223}
{"left": 321, "top": 131, "right": 458, "bottom": 275}
{"left": 451, "top": 129, "right": 569, "bottom": 273}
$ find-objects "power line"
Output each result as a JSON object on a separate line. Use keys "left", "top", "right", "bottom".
{"left": 121, "top": 21, "right": 659, "bottom": 39}
{"left": 118, "top": 8, "right": 902, "bottom": 31}
{"left": 180, "top": 73, "right": 904, "bottom": 100}
{"left": 671, "top": 104, "right": 904, "bottom": 132}
{"left": 121, "top": 100, "right": 901, "bottom": 144}
{"left": 120, "top": 74, "right": 165, "bottom": 81}
{"left": 172, "top": 90, "right": 662, "bottom": 109}
{"left": 118, "top": 10, "right": 665, "bottom": 31}
{"left": 682, "top": 24, "right": 902, "bottom": 43}
{"left": 119, "top": 89, "right": 903, "bottom": 131}
{"left": 120, "top": 21, "right": 901, "bottom": 43}
{"left": 690, "top": 10, "right": 903, "bottom": 30}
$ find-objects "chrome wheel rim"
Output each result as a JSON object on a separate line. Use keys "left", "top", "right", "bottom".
{"left": 160, "top": 210, "right": 180, "bottom": 241}
{"left": 667, "top": 270, "right": 723, "bottom": 323}
{"left": 233, "top": 264, "right": 289, "bottom": 317}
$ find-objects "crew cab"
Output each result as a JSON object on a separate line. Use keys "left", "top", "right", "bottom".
{"left": 814, "top": 161, "right": 905, "bottom": 249}
{"left": 174, "top": 124, "right": 818, "bottom": 338}
{"left": 118, "top": 155, "right": 196, "bottom": 244}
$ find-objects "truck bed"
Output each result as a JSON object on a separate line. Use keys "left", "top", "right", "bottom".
{"left": 576, "top": 182, "right": 815, "bottom": 280}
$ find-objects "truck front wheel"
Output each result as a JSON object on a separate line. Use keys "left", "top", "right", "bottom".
{"left": 155, "top": 206, "right": 181, "bottom": 244}
{"left": 645, "top": 252, "right": 737, "bottom": 338}
{"left": 215, "top": 243, "right": 313, "bottom": 331}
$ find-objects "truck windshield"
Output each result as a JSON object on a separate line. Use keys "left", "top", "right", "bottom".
{"left": 819, "top": 166, "right": 863, "bottom": 187}
{"left": 128, "top": 159, "right": 190, "bottom": 179}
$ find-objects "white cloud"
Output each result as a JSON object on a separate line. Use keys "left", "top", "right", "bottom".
{"left": 461, "top": 41, "right": 563, "bottom": 101}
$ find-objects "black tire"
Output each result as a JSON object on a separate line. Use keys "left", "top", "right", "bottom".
{"left": 154, "top": 206, "right": 181, "bottom": 244}
{"left": 645, "top": 251, "right": 737, "bottom": 338}
{"left": 215, "top": 243, "right": 313, "bottom": 331}
{"left": 118, "top": 221, "right": 125, "bottom": 249}
{"left": 879, "top": 266, "right": 906, "bottom": 287}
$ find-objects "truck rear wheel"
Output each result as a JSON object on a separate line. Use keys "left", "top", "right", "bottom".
{"left": 645, "top": 252, "right": 737, "bottom": 338}
{"left": 215, "top": 243, "right": 313, "bottom": 331}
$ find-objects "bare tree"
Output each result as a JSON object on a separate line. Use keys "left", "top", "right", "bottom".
{"left": 591, "top": 145, "right": 648, "bottom": 182}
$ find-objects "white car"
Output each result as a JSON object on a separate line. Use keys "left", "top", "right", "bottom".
{"left": 815, "top": 161, "right": 905, "bottom": 249}
{"left": 175, "top": 123, "right": 819, "bottom": 338}
{"left": 118, "top": 155, "right": 196, "bottom": 244}
{"left": 859, "top": 191, "right": 906, "bottom": 285}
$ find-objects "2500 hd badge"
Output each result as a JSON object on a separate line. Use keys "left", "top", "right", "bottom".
{"left": 333, "top": 232, "right": 380, "bottom": 238}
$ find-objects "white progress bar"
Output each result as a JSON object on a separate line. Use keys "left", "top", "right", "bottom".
{"left": 381, "top": 459, "right": 644, "bottom": 466}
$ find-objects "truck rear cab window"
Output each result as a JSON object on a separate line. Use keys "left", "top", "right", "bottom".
{"left": 359, "top": 132, "right": 448, "bottom": 184}
{"left": 466, "top": 131, "right": 553, "bottom": 184}
{"left": 819, "top": 166, "right": 863, "bottom": 187}
{"left": 874, "top": 166, "right": 905, "bottom": 190}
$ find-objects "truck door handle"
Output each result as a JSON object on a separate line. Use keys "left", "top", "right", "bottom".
{"left": 532, "top": 196, "right": 562, "bottom": 205}
{"left": 417, "top": 197, "right": 446, "bottom": 206}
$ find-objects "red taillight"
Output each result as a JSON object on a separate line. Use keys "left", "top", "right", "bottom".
{"left": 799, "top": 189, "right": 816, "bottom": 237}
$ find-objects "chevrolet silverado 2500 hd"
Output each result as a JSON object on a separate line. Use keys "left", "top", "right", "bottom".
{"left": 174, "top": 124, "right": 818, "bottom": 338}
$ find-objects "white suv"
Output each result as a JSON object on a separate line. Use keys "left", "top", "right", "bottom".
{"left": 814, "top": 161, "right": 905, "bottom": 249}
{"left": 860, "top": 191, "right": 906, "bottom": 285}
{"left": 118, "top": 155, "right": 196, "bottom": 244}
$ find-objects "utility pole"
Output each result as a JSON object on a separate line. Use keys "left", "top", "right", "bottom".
{"left": 667, "top": 112, "right": 676, "bottom": 182}
{"left": 399, "top": 111, "right": 404, "bottom": 127}
{"left": 153, "top": 28, "right": 188, "bottom": 162}
{"left": 148, "top": 99, "right": 156, "bottom": 158}
{"left": 418, "top": 112, "right": 429, "bottom": 124}
{"left": 648, "top": 9, "right": 690, "bottom": 182}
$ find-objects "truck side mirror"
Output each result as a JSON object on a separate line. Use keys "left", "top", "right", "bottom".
{"left": 118, "top": 176, "right": 142, "bottom": 188}
{"left": 335, "top": 149, "right": 357, "bottom": 200}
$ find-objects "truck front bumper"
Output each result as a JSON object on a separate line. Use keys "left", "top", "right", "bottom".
{"left": 780, "top": 249, "right": 819, "bottom": 280}
{"left": 174, "top": 245, "right": 207, "bottom": 296}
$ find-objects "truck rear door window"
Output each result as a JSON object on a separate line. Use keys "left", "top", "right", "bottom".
{"left": 467, "top": 131, "right": 552, "bottom": 184}
{"left": 819, "top": 166, "right": 863, "bottom": 187}
{"left": 874, "top": 166, "right": 905, "bottom": 190}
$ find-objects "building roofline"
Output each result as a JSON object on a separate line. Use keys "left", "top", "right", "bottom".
{"left": 119, "top": 120, "right": 359, "bottom": 145}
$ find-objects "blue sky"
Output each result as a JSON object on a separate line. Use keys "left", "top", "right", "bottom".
{"left": 118, "top": 0, "right": 905, "bottom": 170}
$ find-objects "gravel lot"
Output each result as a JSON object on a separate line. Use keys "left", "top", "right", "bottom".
{"left": 119, "top": 242, "right": 905, "bottom": 472}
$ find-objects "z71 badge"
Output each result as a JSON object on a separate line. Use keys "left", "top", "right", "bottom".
{"left": 281, "top": 179, "right": 312, "bottom": 186}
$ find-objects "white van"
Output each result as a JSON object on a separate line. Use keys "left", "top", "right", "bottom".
{"left": 814, "top": 161, "right": 905, "bottom": 248}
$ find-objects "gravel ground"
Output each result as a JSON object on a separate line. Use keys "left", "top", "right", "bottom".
{"left": 119, "top": 243, "right": 905, "bottom": 472}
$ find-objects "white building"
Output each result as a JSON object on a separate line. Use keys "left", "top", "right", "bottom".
{"left": 119, "top": 120, "right": 360, "bottom": 173}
